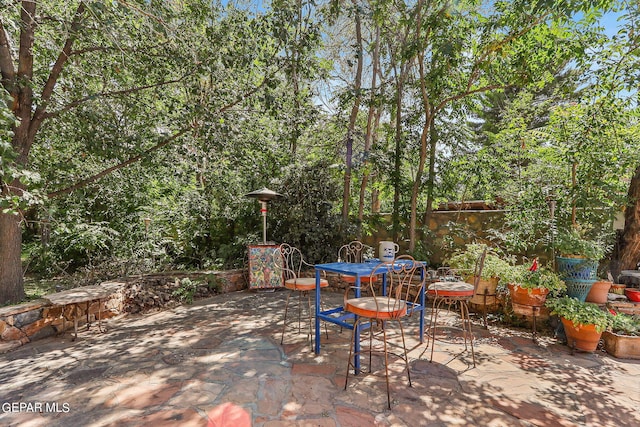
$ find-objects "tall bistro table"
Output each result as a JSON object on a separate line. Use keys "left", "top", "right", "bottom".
{"left": 314, "top": 260, "right": 426, "bottom": 371}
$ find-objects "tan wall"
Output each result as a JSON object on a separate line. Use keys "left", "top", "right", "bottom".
{"left": 363, "top": 210, "right": 506, "bottom": 265}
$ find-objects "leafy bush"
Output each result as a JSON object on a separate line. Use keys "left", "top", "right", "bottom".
{"left": 554, "top": 227, "right": 606, "bottom": 261}
{"left": 503, "top": 264, "right": 566, "bottom": 293}
{"left": 447, "top": 243, "right": 512, "bottom": 282}
{"left": 43, "top": 221, "right": 120, "bottom": 271}
{"left": 609, "top": 311, "right": 640, "bottom": 336}
{"left": 546, "top": 296, "right": 613, "bottom": 333}
{"left": 172, "top": 278, "right": 198, "bottom": 304}
{"left": 270, "top": 160, "right": 353, "bottom": 264}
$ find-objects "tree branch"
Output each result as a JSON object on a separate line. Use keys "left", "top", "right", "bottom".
{"left": 42, "top": 74, "right": 192, "bottom": 119}
{"left": 0, "top": 16, "right": 15, "bottom": 86}
{"left": 33, "top": 2, "right": 86, "bottom": 120}
{"left": 436, "top": 83, "right": 512, "bottom": 113}
{"left": 467, "top": 13, "right": 548, "bottom": 92}
{"left": 46, "top": 126, "right": 191, "bottom": 199}
{"left": 47, "top": 72, "right": 274, "bottom": 199}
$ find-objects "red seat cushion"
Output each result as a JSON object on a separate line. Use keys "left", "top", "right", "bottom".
{"left": 427, "top": 281, "right": 474, "bottom": 298}
{"left": 340, "top": 275, "right": 377, "bottom": 284}
{"left": 284, "top": 277, "right": 328, "bottom": 291}
{"left": 344, "top": 297, "right": 407, "bottom": 319}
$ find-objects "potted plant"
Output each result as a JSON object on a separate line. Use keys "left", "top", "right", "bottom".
{"left": 585, "top": 277, "right": 612, "bottom": 304}
{"left": 447, "top": 243, "right": 512, "bottom": 307}
{"left": 602, "top": 311, "right": 640, "bottom": 359}
{"left": 505, "top": 263, "right": 566, "bottom": 308}
{"left": 545, "top": 296, "right": 613, "bottom": 352}
{"left": 554, "top": 227, "right": 607, "bottom": 301}
{"left": 554, "top": 227, "right": 606, "bottom": 262}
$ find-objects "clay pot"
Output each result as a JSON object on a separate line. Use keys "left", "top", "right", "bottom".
{"left": 561, "top": 317, "right": 603, "bottom": 353}
{"left": 611, "top": 284, "right": 627, "bottom": 295}
{"left": 508, "top": 283, "right": 550, "bottom": 307}
{"left": 603, "top": 331, "right": 640, "bottom": 359}
{"left": 585, "top": 280, "right": 612, "bottom": 304}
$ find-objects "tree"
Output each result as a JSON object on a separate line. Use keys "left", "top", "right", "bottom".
{"left": 405, "top": 0, "right": 614, "bottom": 252}
{"left": 600, "top": 1, "right": 640, "bottom": 273}
{"left": 0, "top": 0, "right": 302, "bottom": 304}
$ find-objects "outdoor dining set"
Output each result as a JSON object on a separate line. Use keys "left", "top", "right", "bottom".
{"left": 271, "top": 240, "right": 486, "bottom": 409}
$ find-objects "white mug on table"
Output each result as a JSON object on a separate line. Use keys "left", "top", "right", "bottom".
{"left": 378, "top": 241, "right": 399, "bottom": 262}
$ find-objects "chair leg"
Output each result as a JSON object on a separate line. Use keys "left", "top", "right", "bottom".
{"left": 297, "top": 290, "right": 304, "bottom": 333}
{"left": 281, "top": 290, "right": 314, "bottom": 349}
{"left": 344, "top": 316, "right": 410, "bottom": 410}
{"left": 429, "top": 297, "right": 445, "bottom": 363}
{"left": 281, "top": 290, "right": 292, "bottom": 345}
{"left": 425, "top": 297, "right": 436, "bottom": 349}
{"left": 306, "top": 291, "right": 313, "bottom": 350}
{"left": 482, "top": 290, "right": 488, "bottom": 329}
{"left": 368, "top": 320, "right": 374, "bottom": 372}
{"left": 396, "top": 319, "right": 412, "bottom": 388}
{"left": 382, "top": 323, "right": 391, "bottom": 410}
{"left": 460, "top": 301, "right": 476, "bottom": 367}
{"left": 318, "top": 298, "right": 329, "bottom": 341}
{"left": 344, "top": 317, "right": 360, "bottom": 390}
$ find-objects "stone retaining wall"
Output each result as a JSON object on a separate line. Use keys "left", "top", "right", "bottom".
{"left": 0, "top": 269, "right": 247, "bottom": 353}
{"left": 365, "top": 210, "right": 506, "bottom": 263}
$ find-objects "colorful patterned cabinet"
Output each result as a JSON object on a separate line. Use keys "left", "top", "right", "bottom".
{"left": 248, "top": 244, "right": 283, "bottom": 289}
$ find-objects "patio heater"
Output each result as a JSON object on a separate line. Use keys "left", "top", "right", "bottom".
{"left": 245, "top": 187, "right": 282, "bottom": 245}
{"left": 245, "top": 187, "right": 283, "bottom": 290}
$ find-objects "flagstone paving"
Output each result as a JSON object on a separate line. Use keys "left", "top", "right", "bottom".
{"left": 1, "top": 290, "right": 639, "bottom": 426}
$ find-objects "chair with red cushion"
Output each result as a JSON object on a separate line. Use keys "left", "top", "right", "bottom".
{"left": 274, "top": 243, "right": 328, "bottom": 349}
{"left": 425, "top": 247, "right": 486, "bottom": 367}
{"left": 337, "top": 241, "right": 377, "bottom": 288}
{"left": 343, "top": 255, "right": 426, "bottom": 409}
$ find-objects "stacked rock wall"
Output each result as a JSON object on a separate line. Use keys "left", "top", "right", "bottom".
{"left": 0, "top": 269, "right": 247, "bottom": 353}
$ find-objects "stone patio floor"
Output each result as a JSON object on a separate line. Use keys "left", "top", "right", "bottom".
{"left": 1, "top": 289, "right": 639, "bottom": 426}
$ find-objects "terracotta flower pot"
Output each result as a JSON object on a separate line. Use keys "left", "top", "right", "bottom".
{"left": 611, "top": 284, "right": 626, "bottom": 295}
{"left": 508, "top": 283, "right": 549, "bottom": 307}
{"left": 560, "top": 317, "right": 603, "bottom": 352}
{"left": 585, "top": 280, "right": 612, "bottom": 304}
{"left": 602, "top": 331, "right": 640, "bottom": 359}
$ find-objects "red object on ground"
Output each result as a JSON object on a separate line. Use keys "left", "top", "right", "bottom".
{"left": 625, "top": 288, "right": 640, "bottom": 302}
{"left": 207, "top": 402, "right": 251, "bottom": 427}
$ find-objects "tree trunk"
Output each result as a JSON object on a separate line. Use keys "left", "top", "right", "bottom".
{"left": 409, "top": 111, "right": 431, "bottom": 252}
{"left": 391, "top": 78, "right": 403, "bottom": 242}
{"left": 357, "top": 25, "right": 380, "bottom": 225}
{"left": 342, "top": 2, "right": 363, "bottom": 222}
{"left": 422, "top": 125, "right": 438, "bottom": 228}
{"left": 0, "top": 206, "right": 24, "bottom": 305}
{"left": 618, "top": 164, "right": 640, "bottom": 270}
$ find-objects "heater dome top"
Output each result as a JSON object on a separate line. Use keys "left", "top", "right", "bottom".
{"left": 244, "top": 187, "right": 283, "bottom": 202}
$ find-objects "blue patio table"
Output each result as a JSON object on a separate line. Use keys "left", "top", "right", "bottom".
{"left": 314, "top": 260, "right": 426, "bottom": 371}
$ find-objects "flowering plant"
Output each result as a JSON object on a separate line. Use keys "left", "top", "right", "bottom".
{"left": 504, "top": 263, "right": 565, "bottom": 294}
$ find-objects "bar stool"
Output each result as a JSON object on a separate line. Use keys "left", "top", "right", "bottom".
{"left": 425, "top": 248, "right": 486, "bottom": 367}
{"left": 343, "top": 255, "right": 426, "bottom": 409}
{"left": 337, "top": 241, "right": 377, "bottom": 291}
{"left": 273, "top": 243, "right": 328, "bottom": 349}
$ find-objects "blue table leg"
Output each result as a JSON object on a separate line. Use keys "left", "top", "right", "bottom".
{"left": 419, "top": 267, "right": 425, "bottom": 342}
{"left": 354, "top": 274, "right": 361, "bottom": 372}
{"left": 315, "top": 269, "right": 321, "bottom": 354}
{"left": 381, "top": 273, "right": 387, "bottom": 296}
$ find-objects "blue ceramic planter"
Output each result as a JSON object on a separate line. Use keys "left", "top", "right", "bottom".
{"left": 556, "top": 256, "right": 598, "bottom": 281}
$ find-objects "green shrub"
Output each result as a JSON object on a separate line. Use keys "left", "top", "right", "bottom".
{"left": 503, "top": 264, "right": 566, "bottom": 293}
{"left": 546, "top": 296, "right": 613, "bottom": 333}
